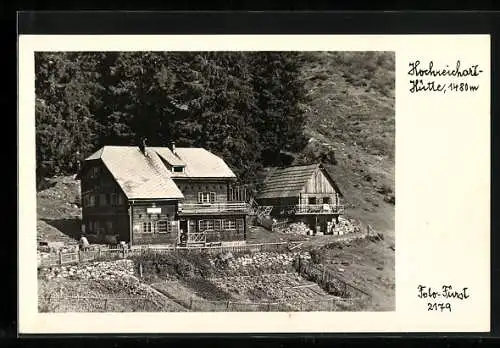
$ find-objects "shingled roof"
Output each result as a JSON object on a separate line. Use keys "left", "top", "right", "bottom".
{"left": 82, "top": 145, "right": 237, "bottom": 200}
{"left": 173, "top": 148, "right": 236, "bottom": 179}
{"left": 256, "top": 163, "right": 343, "bottom": 200}
{"left": 83, "top": 146, "right": 184, "bottom": 200}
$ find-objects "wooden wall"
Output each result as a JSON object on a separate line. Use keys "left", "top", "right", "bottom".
{"left": 174, "top": 180, "right": 230, "bottom": 204}
{"left": 302, "top": 168, "right": 338, "bottom": 194}
{"left": 81, "top": 160, "right": 129, "bottom": 243}
{"left": 300, "top": 168, "right": 340, "bottom": 206}
{"left": 131, "top": 203, "right": 178, "bottom": 245}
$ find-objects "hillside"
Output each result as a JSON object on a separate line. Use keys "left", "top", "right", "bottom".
{"left": 36, "top": 52, "right": 395, "bottom": 311}
{"left": 297, "top": 51, "right": 395, "bottom": 241}
{"left": 36, "top": 51, "right": 395, "bottom": 245}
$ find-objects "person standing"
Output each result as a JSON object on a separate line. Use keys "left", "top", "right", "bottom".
{"left": 79, "top": 234, "right": 89, "bottom": 251}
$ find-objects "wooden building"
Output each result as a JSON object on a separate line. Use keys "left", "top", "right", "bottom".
{"left": 76, "top": 141, "right": 248, "bottom": 247}
{"left": 255, "top": 163, "right": 344, "bottom": 235}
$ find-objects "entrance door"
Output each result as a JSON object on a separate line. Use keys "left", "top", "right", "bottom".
{"left": 179, "top": 220, "right": 188, "bottom": 246}
{"left": 179, "top": 220, "right": 188, "bottom": 234}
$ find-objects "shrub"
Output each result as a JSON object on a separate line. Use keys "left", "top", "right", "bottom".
{"left": 310, "top": 248, "right": 327, "bottom": 265}
{"left": 295, "top": 141, "right": 337, "bottom": 166}
{"left": 376, "top": 184, "right": 393, "bottom": 195}
{"left": 131, "top": 250, "right": 216, "bottom": 280}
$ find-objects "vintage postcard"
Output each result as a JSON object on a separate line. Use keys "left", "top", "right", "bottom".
{"left": 18, "top": 34, "right": 490, "bottom": 334}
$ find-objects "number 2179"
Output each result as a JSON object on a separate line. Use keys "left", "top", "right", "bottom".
{"left": 428, "top": 302, "right": 452, "bottom": 312}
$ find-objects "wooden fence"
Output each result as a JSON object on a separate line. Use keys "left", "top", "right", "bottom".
{"left": 42, "top": 294, "right": 354, "bottom": 312}
{"left": 38, "top": 242, "right": 290, "bottom": 269}
{"left": 187, "top": 296, "right": 355, "bottom": 312}
{"left": 40, "top": 295, "right": 187, "bottom": 313}
{"left": 294, "top": 258, "right": 371, "bottom": 300}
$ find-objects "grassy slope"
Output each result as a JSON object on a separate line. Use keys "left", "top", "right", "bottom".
{"left": 296, "top": 52, "right": 396, "bottom": 310}
{"left": 37, "top": 176, "right": 82, "bottom": 245}
{"left": 298, "top": 51, "right": 395, "bottom": 241}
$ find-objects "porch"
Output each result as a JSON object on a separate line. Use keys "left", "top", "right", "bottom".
{"left": 293, "top": 204, "right": 345, "bottom": 215}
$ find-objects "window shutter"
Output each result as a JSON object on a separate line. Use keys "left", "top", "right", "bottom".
{"left": 210, "top": 192, "right": 216, "bottom": 203}
{"left": 198, "top": 192, "right": 203, "bottom": 203}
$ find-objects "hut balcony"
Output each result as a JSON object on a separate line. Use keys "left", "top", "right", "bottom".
{"left": 293, "top": 203, "right": 344, "bottom": 215}
{"left": 178, "top": 202, "right": 249, "bottom": 215}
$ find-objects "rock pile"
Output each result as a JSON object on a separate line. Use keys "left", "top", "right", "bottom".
{"left": 39, "top": 259, "right": 135, "bottom": 281}
{"left": 283, "top": 222, "right": 312, "bottom": 235}
{"left": 211, "top": 272, "right": 328, "bottom": 307}
{"left": 209, "top": 251, "right": 311, "bottom": 276}
{"left": 332, "top": 216, "right": 360, "bottom": 236}
{"left": 37, "top": 176, "right": 81, "bottom": 203}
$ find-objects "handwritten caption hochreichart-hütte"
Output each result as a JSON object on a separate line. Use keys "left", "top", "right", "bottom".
{"left": 408, "top": 60, "right": 483, "bottom": 94}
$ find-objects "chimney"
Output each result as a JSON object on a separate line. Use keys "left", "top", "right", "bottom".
{"left": 139, "top": 137, "right": 147, "bottom": 154}
{"left": 171, "top": 141, "right": 176, "bottom": 155}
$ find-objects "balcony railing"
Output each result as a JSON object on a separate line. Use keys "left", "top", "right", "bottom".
{"left": 293, "top": 204, "right": 344, "bottom": 215}
{"left": 178, "top": 202, "right": 249, "bottom": 214}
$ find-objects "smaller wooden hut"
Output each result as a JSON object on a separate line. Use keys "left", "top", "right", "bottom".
{"left": 255, "top": 163, "right": 344, "bottom": 235}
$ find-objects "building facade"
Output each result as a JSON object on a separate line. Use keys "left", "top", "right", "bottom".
{"left": 77, "top": 142, "right": 248, "bottom": 247}
{"left": 255, "top": 163, "right": 344, "bottom": 235}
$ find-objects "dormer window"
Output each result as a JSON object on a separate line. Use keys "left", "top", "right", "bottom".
{"left": 173, "top": 166, "right": 184, "bottom": 173}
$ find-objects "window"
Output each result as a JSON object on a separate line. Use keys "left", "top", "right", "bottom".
{"left": 308, "top": 197, "right": 317, "bottom": 205}
{"left": 199, "top": 219, "right": 214, "bottom": 231}
{"left": 142, "top": 222, "right": 153, "bottom": 233}
{"left": 214, "top": 219, "right": 222, "bottom": 231}
{"left": 95, "top": 194, "right": 101, "bottom": 207}
{"left": 94, "top": 221, "right": 100, "bottom": 235}
{"left": 105, "top": 194, "right": 111, "bottom": 205}
{"left": 223, "top": 219, "right": 236, "bottom": 230}
{"left": 87, "top": 220, "right": 93, "bottom": 233}
{"left": 236, "top": 219, "right": 244, "bottom": 231}
{"left": 117, "top": 194, "right": 124, "bottom": 205}
{"left": 198, "top": 192, "right": 216, "bottom": 203}
{"left": 156, "top": 220, "right": 168, "bottom": 234}
{"left": 83, "top": 195, "right": 90, "bottom": 207}
{"left": 89, "top": 195, "right": 96, "bottom": 207}
{"left": 90, "top": 166, "right": 100, "bottom": 179}
{"left": 173, "top": 166, "right": 184, "bottom": 173}
{"left": 323, "top": 197, "right": 331, "bottom": 204}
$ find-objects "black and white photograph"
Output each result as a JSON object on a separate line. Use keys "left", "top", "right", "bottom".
{"left": 18, "top": 29, "right": 491, "bottom": 334}
{"left": 35, "top": 50, "right": 395, "bottom": 313}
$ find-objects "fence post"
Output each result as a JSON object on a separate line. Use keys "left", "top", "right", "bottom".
{"left": 122, "top": 248, "right": 126, "bottom": 258}
{"left": 59, "top": 251, "right": 63, "bottom": 266}
{"left": 139, "top": 263, "right": 143, "bottom": 278}
{"left": 104, "top": 298, "right": 108, "bottom": 311}
{"left": 78, "top": 251, "right": 82, "bottom": 263}
{"left": 98, "top": 248, "right": 102, "bottom": 259}
{"left": 226, "top": 300, "right": 230, "bottom": 310}
{"left": 190, "top": 296, "right": 193, "bottom": 310}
